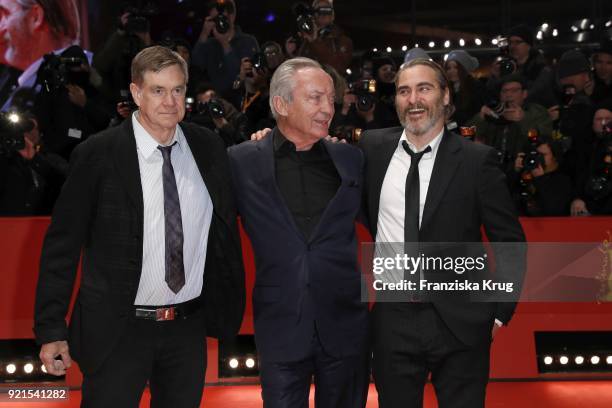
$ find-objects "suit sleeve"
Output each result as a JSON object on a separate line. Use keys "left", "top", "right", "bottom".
{"left": 476, "top": 147, "right": 526, "bottom": 325}
{"left": 33, "top": 141, "right": 97, "bottom": 345}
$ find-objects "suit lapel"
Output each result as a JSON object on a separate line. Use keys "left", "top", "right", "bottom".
{"left": 368, "top": 129, "right": 402, "bottom": 237}
{"left": 113, "top": 119, "right": 144, "bottom": 216}
{"left": 421, "top": 130, "right": 462, "bottom": 231}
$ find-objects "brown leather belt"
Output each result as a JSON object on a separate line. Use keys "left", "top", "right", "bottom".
{"left": 134, "top": 297, "right": 201, "bottom": 321}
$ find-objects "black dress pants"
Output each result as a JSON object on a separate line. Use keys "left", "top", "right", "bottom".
{"left": 372, "top": 303, "right": 491, "bottom": 408}
{"left": 81, "top": 309, "right": 206, "bottom": 408}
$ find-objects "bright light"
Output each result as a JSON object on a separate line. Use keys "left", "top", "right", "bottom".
{"left": 491, "top": 38, "right": 499, "bottom": 45}
{"left": 591, "top": 356, "right": 601, "bottom": 365}
{"left": 536, "top": 31, "right": 543, "bottom": 40}
{"left": 414, "top": 43, "right": 419, "bottom": 48}
{"left": 229, "top": 358, "right": 239, "bottom": 369}
{"left": 579, "top": 19, "right": 589, "bottom": 30}
{"left": 474, "top": 38, "right": 482, "bottom": 46}
{"left": 6, "top": 364, "right": 16, "bottom": 374}
{"left": 372, "top": 48, "right": 378, "bottom": 52}
{"left": 443, "top": 53, "right": 449, "bottom": 61}
{"left": 575, "top": 356, "right": 584, "bottom": 365}
{"left": 607, "top": 356, "right": 612, "bottom": 364}
{"left": 444, "top": 40, "right": 450, "bottom": 48}
{"left": 245, "top": 358, "right": 255, "bottom": 369}
{"left": 577, "top": 33, "right": 586, "bottom": 42}
{"left": 386, "top": 46, "right": 392, "bottom": 53}
{"left": 41, "top": 364, "right": 47, "bottom": 373}
{"left": 544, "top": 356, "right": 553, "bottom": 365}
{"left": 459, "top": 38, "right": 465, "bottom": 47}
{"left": 541, "top": 23, "right": 549, "bottom": 31}
{"left": 24, "top": 363, "right": 34, "bottom": 374}
{"left": 589, "top": 24, "right": 595, "bottom": 30}
{"left": 571, "top": 26, "right": 578, "bottom": 32}
{"left": 606, "top": 21, "right": 612, "bottom": 28}
{"left": 345, "top": 68, "right": 352, "bottom": 75}
{"left": 552, "top": 29, "right": 558, "bottom": 37}
{"left": 560, "top": 356, "right": 569, "bottom": 365}
{"left": 7, "top": 113, "right": 19, "bottom": 124}
{"left": 428, "top": 41, "right": 435, "bottom": 48}
{"left": 401, "top": 45, "right": 408, "bottom": 51}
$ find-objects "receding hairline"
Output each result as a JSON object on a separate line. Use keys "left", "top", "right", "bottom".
{"left": 133, "top": 64, "right": 187, "bottom": 87}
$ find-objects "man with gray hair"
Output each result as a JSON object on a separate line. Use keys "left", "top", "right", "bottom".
{"left": 228, "top": 57, "right": 369, "bottom": 407}
{"left": 34, "top": 45, "right": 245, "bottom": 407}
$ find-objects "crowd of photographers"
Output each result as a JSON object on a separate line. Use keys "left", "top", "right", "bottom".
{"left": 0, "top": 0, "right": 610, "bottom": 217}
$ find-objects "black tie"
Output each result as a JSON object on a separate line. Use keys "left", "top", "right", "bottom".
{"left": 402, "top": 141, "right": 431, "bottom": 243}
{"left": 158, "top": 143, "right": 185, "bottom": 294}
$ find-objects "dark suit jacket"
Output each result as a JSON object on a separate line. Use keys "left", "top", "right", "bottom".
{"left": 360, "top": 127, "right": 526, "bottom": 346}
{"left": 33, "top": 119, "right": 245, "bottom": 375}
{"left": 228, "top": 129, "right": 368, "bottom": 363}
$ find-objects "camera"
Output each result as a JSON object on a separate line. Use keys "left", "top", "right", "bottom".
{"left": 0, "top": 110, "right": 35, "bottom": 156}
{"left": 37, "top": 51, "right": 88, "bottom": 93}
{"left": 248, "top": 53, "right": 268, "bottom": 75}
{"left": 333, "top": 125, "right": 362, "bottom": 144}
{"left": 292, "top": 2, "right": 316, "bottom": 34}
{"left": 121, "top": 2, "right": 159, "bottom": 34}
{"left": 195, "top": 99, "right": 225, "bottom": 120}
{"left": 560, "top": 84, "right": 576, "bottom": 109}
{"left": 522, "top": 129, "right": 545, "bottom": 172}
{"left": 494, "top": 37, "right": 518, "bottom": 77}
{"left": 210, "top": 1, "right": 231, "bottom": 34}
{"left": 348, "top": 79, "right": 377, "bottom": 112}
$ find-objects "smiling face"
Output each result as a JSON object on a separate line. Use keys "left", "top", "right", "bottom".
{"left": 274, "top": 67, "right": 335, "bottom": 148}
{"left": 0, "top": 0, "right": 36, "bottom": 70}
{"left": 395, "top": 64, "right": 449, "bottom": 139}
{"left": 130, "top": 64, "right": 187, "bottom": 144}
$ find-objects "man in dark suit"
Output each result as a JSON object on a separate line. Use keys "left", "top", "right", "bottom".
{"left": 34, "top": 46, "right": 245, "bottom": 407}
{"left": 228, "top": 57, "right": 368, "bottom": 408}
{"left": 359, "top": 58, "right": 525, "bottom": 408}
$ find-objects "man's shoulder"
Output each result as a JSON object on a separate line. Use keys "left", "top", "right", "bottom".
{"left": 359, "top": 126, "right": 403, "bottom": 147}
{"left": 228, "top": 139, "right": 259, "bottom": 159}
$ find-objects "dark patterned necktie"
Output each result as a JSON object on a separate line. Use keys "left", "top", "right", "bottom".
{"left": 402, "top": 141, "right": 431, "bottom": 243}
{"left": 158, "top": 143, "right": 185, "bottom": 293}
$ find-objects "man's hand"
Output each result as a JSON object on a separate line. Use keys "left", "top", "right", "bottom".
{"left": 251, "top": 127, "right": 272, "bottom": 141}
{"left": 116, "top": 102, "right": 132, "bottom": 119}
{"left": 502, "top": 104, "right": 525, "bottom": 122}
{"left": 40, "top": 341, "right": 72, "bottom": 376}
{"left": 341, "top": 91, "right": 356, "bottom": 115}
{"left": 199, "top": 16, "right": 216, "bottom": 41}
{"left": 66, "top": 84, "right": 87, "bottom": 108}
{"left": 530, "top": 164, "right": 545, "bottom": 178}
{"left": 239, "top": 57, "right": 253, "bottom": 81}
{"left": 479, "top": 105, "right": 496, "bottom": 119}
{"left": 299, "top": 29, "right": 317, "bottom": 43}
{"left": 570, "top": 199, "right": 589, "bottom": 216}
{"left": 17, "top": 136, "right": 37, "bottom": 160}
{"left": 212, "top": 116, "right": 229, "bottom": 129}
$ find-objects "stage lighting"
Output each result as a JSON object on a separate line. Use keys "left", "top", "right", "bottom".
{"left": 386, "top": 46, "right": 392, "bottom": 53}
{"left": 459, "top": 39, "right": 465, "bottom": 47}
{"left": 6, "top": 363, "right": 17, "bottom": 374}
{"left": 41, "top": 364, "right": 47, "bottom": 373}
{"left": 607, "top": 356, "right": 612, "bottom": 364}
{"left": 544, "top": 356, "right": 553, "bottom": 365}
{"left": 414, "top": 43, "right": 419, "bottom": 48}
{"left": 536, "top": 31, "right": 543, "bottom": 40}
{"left": 606, "top": 21, "right": 612, "bottom": 28}
{"left": 591, "top": 356, "right": 600, "bottom": 365}
{"left": 575, "top": 356, "right": 584, "bottom": 365}
{"left": 402, "top": 45, "right": 408, "bottom": 51}
{"left": 372, "top": 48, "right": 378, "bottom": 52}
{"left": 443, "top": 54, "right": 449, "bottom": 61}
{"left": 559, "top": 356, "right": 569, "bottom": 365}
{"left": 491, "top": 38, "right": 498, "bottom": 45}
{"left": 444, "top": 40, "right": 450, "bottom": 48}
{"left": 571, "top": 26, "right": 578, "bottom": 32}
{"left": 428, "top": 41, "right": 435, "bottom": 48}
{"left": 245, "top": 358, "right": 255, "bottom": 369}
{"left": 229, "top": 358, "right": 239, "bottom": 369}
{"left": 474, "top": 38, "right": 482, "bottom": 46}
{"left": 589, "top": 24, "right": 595, "bottom": 30}
{"left": 541, "top": 23, "right": 549, "bottom": 32}
{"left": 552, "top": 29, "right": 558, "bottom": 37}
{"left": 24, "top": 363, "right": 34, "bottom": 374}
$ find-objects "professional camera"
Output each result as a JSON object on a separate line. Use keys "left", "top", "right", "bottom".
{"left": 522, "top": 129, "right": 545, "bottom": 172}
{"left": 332, "top": 125, "right": 362, "bottom": 144}
{"left": 560, "top": 84, "right": 576, "bottom": 109}
{"left": 121, "top": 2, "right": 159, "bottom": 34}
{"left": 494, "top": 37, "right": 518, "bottom": 77}
{"left": 194, "top": 98, "right": 225, "bottom": 120}
{"left": 37, "top": 50, "right": 88, "bottom": 93}
{"left": 585, "top": 124, "right": 612, "bottom": 201}
{"left": 292, "top": 2, "right": 316, "bottom": 35}
{"left": 210, "top": 1, "right": 231, "bottom": 34}
{"left": 459, "top": 126, "right": 477, "bottom": 141}
{"left": 0, "top": 110, "right": 34, "bottom": 156}
{"left": 249, "top": 52, "right": 268, "bottom": 74}
{"left": 348, "top": 79, "right": 377, "bottom": 112}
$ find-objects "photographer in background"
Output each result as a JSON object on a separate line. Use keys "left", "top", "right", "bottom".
{"left": 93, "top": 4, "right": 153, "bottom": 105}
{"left": 293, "top": 0, "right": 353, "bottom": 74}
{"left": 591, "top": 40, "right": 612, "bottom": 104}
{"left": 236, "top": 53, "right": 275, "bottom": 135}
{"left": 468, "top": 73, "right": 552, "bottom": 175}
{"left": 570, "top": 102, "right": 612, "bottom": 216}
{"left": 510, "top": 134, "right": 572, "bottom": 216}
{"left": 192, "top": 0, "right": 258, "bottom": 106}
{"left": 186, "top": 82, "right": 248, "bottom": 147}
{"left": 0, "top": 108, "right": 67, "bottom": 215}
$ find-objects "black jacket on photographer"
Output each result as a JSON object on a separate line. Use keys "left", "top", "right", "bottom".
{"left": 187, "top": 97, "right": 249, "bottom": 147}
{"left": 34, "top": 47, "right": 112, "bottom": 160}
{"left": 508, "top": 169, "right": 572, "bottom": 216}
{"left": 573, "top": 132, "right": 612, "bottom": 215}
{"left": 0, "top": 148, "right": 68, "bottom": 216}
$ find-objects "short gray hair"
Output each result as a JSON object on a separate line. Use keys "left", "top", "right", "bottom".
{"left": 131, "top": 46, "right": 189, "bottom": 86}
{"left": 269, "top": 57, "right": 322, "bottom": 119}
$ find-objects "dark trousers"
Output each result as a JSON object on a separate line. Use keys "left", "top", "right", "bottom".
{"left": 259, "top": 328, "right": 369, "bottom": 408}
{"left": 372, "top": 303, "right": 491, "bottom": 408}
{"left": 81, "top": 309, "right": 206, "bottom": 408}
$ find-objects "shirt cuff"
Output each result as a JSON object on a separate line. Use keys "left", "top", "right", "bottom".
{"left": 494, "top": 319, "right": 504, "bottom": 327}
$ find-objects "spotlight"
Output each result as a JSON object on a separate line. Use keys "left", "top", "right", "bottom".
{"left": 491, "top": 38, "right": 499, "bottom": 45}
{"left": 607, "top": 356, "right": 612, "bottom": 364}
{"left": 577, "top": 33, "right": 586, "bottom": 42}
{"left": 443, "top": 53, "right": 449, "bottom": 61}
{"left": 8, "top": 113, "right": 20, "bottom": 124}
{"left": 345, "top": 68, "right": 352, "bottom": 75}
{"left": 579, "top": 18, "right": 589, "bottom": 30}
{"left": 6, "top": 363, "right": 17, "bottom": 374}
{"left": 474, "top": 38, "right": 482, "bottom": 46}
{"left": 606, "top": 21, "right": 612, "bottom": 28}
{"left": 444, "top": 40, "right": 450, "bottom": 48}
{"left": 571, "top": 26, "right": 578, "bottom": 32}
{"left": 24, "top": 363, "right": 34, "bottom": 374}
{"left": 589, "top": 24, "right": 595, "bottom": 30}
{"left": 372, "top": 48, "right": 378, "bottom": 52}
{"left": 428, "top": 41, "right": 435, "bottom": 48}
{"left": 414, "top": 43, "right": 419, "bottom": 48}
{"left": 552, "top": 29, "right": 558, "bottom": 37}
{"left": 544, "top": 356, "right": 553, "bottom": 365}
{"left": 541, "top": 23, "right": 549, "bottom": 31}
{"left": 459, "top": 38, "right": 465, "bottom": 47}
{"left": 401, "top": 45, "right": 408, "bottom": 51}
{"left": 575, "top": 356, "right": 584, "bottom": 365}
{"left": 386, "top": 46, "right": 392, "bottom": 53}
{"left": 229, "top": 358, "right": 239, "bottom": 369}
{"left": 41, "top": 364, "right": 47, "bottom": 374}
{"left": 245, "top": 358, "right": 255, "bottom": 369}
{"left": 591, "top": 356, "right": 601, "bottom": 365}
{"left": 560, "top": 356, "right": 569, "bottom": 365}
{"left": 536, "top": 31, "right": 543, "bottom": 40}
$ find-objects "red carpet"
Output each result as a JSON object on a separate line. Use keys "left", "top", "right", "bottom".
{"left": 2, "top": 382, "right": 612, "bottom": 407}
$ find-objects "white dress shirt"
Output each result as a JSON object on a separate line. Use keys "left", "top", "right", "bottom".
{"left": 376, "top": 128, "right": 444, "bottom": 245}
{"left": 132, "top": 112, "right": 213, "bottom": 305}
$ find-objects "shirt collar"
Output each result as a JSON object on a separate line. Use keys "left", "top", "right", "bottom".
{"left": 17, "top": 46, "right": 71, "bottom": 88}
{"left": 399, "top": 127, "right": 444, "bottom": 159}
{"left": 273, "top": 128, "right": 324, "bottom": 156}
{"left": 132, "top": 111, "right": 184, "bottom": 160}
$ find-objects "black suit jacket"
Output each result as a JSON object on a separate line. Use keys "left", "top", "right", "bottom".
{"left": 228, "top": 129, "right": 368, "bottom": 363}
{"left": 33, "top": 119, "right": 245, "bottom": 375}
{"left": 360, "top": 127, "right": 526, "bottom": 346}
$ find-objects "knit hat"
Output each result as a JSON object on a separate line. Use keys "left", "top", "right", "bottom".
{"left": 446, "top": 50, "right": 479, "bottom": 72}
{"left": 403, "top": 47, "right": 431, "bottom": 63}
{"left": 507, "top": 24, "right": 534, "bottom": 46}
{"left": 557, "top": 49, "right": 591, "bottom": 79}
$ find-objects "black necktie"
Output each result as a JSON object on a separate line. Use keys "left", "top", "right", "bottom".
{"left": 402, "top": 141, "right": 431, "bottom": 243}
{"left": 158, "top": 143, "right": 185, "bottom": 294}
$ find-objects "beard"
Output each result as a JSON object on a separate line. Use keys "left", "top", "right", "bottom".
{"left": 397, "top": 96, "right": 446, "bottom": 136}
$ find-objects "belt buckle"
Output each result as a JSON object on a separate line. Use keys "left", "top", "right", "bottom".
{"left": 156, "top": 307, "right": 175, "bottom": 321}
